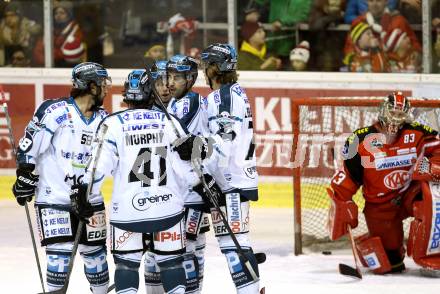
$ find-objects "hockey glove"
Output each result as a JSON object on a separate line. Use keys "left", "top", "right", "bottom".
{"left": 173, "top": 135, "right": 213, "bottom": 161}
{"left": 193, "top": 174, "right": 222, "bottom": 208}
{"left": 70, "top": 184, "right": 94, "bottom": 222}
{"left": 327, "top": 188, "right": 358, "bottom": 241}
{"left": 413, "top": 155, "right": 440, "bottom": 182}
{"left": 12, "top": 166, "right": 39, "bottom": 206}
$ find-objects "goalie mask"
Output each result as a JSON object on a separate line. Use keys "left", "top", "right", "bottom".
{"left": 123, "top": 69, "right": 153, "bottom": 103}
{"left": 378, "top": 92, "right": 412, "bottom": 135}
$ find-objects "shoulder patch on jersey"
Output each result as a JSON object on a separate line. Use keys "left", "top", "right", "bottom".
{"left": 347, "top": 126, "right": 376, "bottom": 144}
{"left": 405, "top": 122, "right": 438, "bottom": 135}
{"left": 34, "top": 97, "right": 70, "bottom": 121}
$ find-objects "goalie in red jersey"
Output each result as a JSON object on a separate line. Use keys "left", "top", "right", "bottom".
{"left": 328, "top": 91, "right": 440, "bottom": 275}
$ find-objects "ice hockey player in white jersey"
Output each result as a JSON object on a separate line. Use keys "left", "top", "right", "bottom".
{"left": 12, "top": 62, "right": 111, "bottom": 293}
{"left": 75, "top": 69, "right": 200, "bottom": 294}
{"left": 199, "top": 43, "right": 260, "bottom": 293}
{"left": 151, "top": 60, "right": 173, "bottom": 108}
{"left": 167, "top": 54, "right": 210, "bottom": 293}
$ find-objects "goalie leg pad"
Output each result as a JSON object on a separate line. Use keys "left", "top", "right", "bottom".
{"left": 79, "top": 245, "right": 109, "bottom": 294}
{"left": 144, "top": 251, "right": 164, "bottom": 294}
{"left": 114, "top": 252, "right": 142, "bottom": 294}
{"left": 156, "top": 254, "right": 186, "bottom": 294}
{"left": 407, "top": 182, "right": 440, "bottom": 270}
{"left": 364, "top": 200, "right": 405, "bottom": 253}
{"left": 355, "top": 235, "right": 392, "bottom": 274}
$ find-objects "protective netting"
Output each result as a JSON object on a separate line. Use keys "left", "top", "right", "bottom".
{"left": 295, "top": 98, "right": 440, "bottom": 253}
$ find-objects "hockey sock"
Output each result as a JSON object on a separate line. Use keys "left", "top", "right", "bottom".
{"left": 46, "top": 251, "right": 70, "bottom": 291}
{"left": 114, "top": 257, "right": 140, "bottom": 294}
{"left": 194, "top": 234, "right": 206, "bottom": 292}
{"left": 223, "top": 248, "right": 260, "bottom": 293}
{"left": 144, "top": 252, "right": 164, "bottom": 294}
{"left": 81, "top": 246, "right": 109, "bottom": 294}
{"left": 157, "top": 256, "right": 186, "bottom": 294}
{"left": 182, "top": 253, "right": 199, "bottom": 293}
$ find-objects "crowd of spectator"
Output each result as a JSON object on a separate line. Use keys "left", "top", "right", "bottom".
{"left": 0, "top": 0, "right": 438, "bottom": 73}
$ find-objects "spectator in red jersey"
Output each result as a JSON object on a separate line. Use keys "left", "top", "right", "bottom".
{"left": 343, "top": 0, "right": 421, "bottom": 67}
{"left": 346, "top": 21, "right": 389, "bottom": 72}
{"left": 34, "top": 1, "right": 86, "bottom": 67}
{"left": 384, "top": 27, "right": 421, "bottom": 73}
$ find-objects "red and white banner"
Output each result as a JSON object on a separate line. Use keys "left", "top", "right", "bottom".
{"left": 1, "top": 69, "right": 439, "bottom": 179}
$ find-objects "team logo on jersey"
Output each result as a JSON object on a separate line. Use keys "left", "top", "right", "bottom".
{"left": 383, "top": 170, "right": 410, "bottom": 190}
{"left": 132, "top": 191, "right": 173, "bottom": 211}
{"left": 370, "top": 138, "right": 383, "bottom": 148}
{"left": 374, "top": 153, "right": 416, "bottom": 170}
{"left": 244, "top": 166, "right": 257, "bottom": 179}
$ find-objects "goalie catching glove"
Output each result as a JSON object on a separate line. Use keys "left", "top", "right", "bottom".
{"left": 413, "top": 154, "right": 440, "bottom": 182}
{"left": 12, "top": 164, "right": 39, "bottom": 206}
{"left": 193, "top": 174, "right": 222, "bottom": 208}
{"left": 327, "top": 188, "right": 358, "bottom": 240}
{"left": 173, "top": 135, "right": 214, "bottom": 161}
{"left": 70, "top": 184, "right": 94, "bottom": 222}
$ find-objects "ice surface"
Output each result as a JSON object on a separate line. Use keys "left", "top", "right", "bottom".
{"left": 1, "top": 201, "right": 439, "bottom": 294}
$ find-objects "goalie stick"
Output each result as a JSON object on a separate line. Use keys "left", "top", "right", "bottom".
{"left": 144, "top": 62, "right": 262, "bottom": 285}
{"left": 39, "top": 124, "right": 109, "bottom": 294}
{"left": 338, "top": 225, "right": 362, "bottom": 279}
{"left": 330, "top": 147, "right": 362, "bottom": 279}
{"left": 3, "top": 103, "right": 46, "bottom": 293}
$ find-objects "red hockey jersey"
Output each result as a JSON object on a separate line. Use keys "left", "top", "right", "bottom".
{"left": 330, "top": 121, "right": 440, "bottom": 204}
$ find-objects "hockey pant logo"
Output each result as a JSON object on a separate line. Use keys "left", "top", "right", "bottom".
{"left": 37, "top": 207, "right": 72, "bottom": 242}
{"left": 86, "top": 210, "right": 107, "bottom": 242}
{"left": 153, "top": 217, "right": 186, "bottom": 253}
{"left": 110, "top": 225, "right": 145, "bottom": 252}
{"left": 211, "top": 193, "right": 250, "bottom": 237}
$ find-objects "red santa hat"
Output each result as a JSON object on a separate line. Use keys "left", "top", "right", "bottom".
{"left": 384, "top": 28, "right": 407, "bottom": 53}
{"left": 290, "top": 41, "right": 310, "bottom": 63}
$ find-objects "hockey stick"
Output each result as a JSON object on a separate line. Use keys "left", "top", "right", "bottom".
{"left": 39, "top": 124, "right": 109, "bottom": 294}
{"left": 3, "top": 103, "right": 46, "bottom": 293}
{"left": 338, "top": 225, "right": 362, "bottom": 279}
{"left": 330, "top": 148, "right": 362, "bottom": 279}
{"left": 144, "top": 65, "right": 260, "bottom": 282}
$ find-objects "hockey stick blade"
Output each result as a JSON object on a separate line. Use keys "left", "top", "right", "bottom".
{"left": 338, "top": 263, "right": 362, "bottom": 279}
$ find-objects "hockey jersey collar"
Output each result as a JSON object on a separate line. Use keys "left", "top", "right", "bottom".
{"left": 69, "top": 96, "right": 97, "bottom": 125}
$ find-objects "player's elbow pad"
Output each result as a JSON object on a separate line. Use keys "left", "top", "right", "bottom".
{"left": 327, "top": 188, "right": 358, "bottom": 241}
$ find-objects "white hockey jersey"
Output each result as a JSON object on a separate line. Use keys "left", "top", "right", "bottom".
{"left": 167, "top": 91, "right": 211, "bottom": 207}
{"left": 88, "top": 108, "right": 199, "bottom": 233}
{"left": 168, "top": 91, "right": 209, "bottom": 136}
{"left": 17, "top": 97, "right": 108, "bottom": 206}
{"left": 205, "top": 82, "right": 258, "bottom": 200}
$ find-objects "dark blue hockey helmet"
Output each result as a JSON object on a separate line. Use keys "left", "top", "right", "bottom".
{"left": 72, "top": 62, "right": 111, "bottom": 90}
{"left": 151, "top": 60, "right": 168, "bottom": 81}
{"left": 166, "top": 54, "right": 198, "bottom": 80}
{"left": 123, "top": 69, "right": 153, "bottom": 102}
{"left": 200, "top": 43, "right": 237, "bottom": 72}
